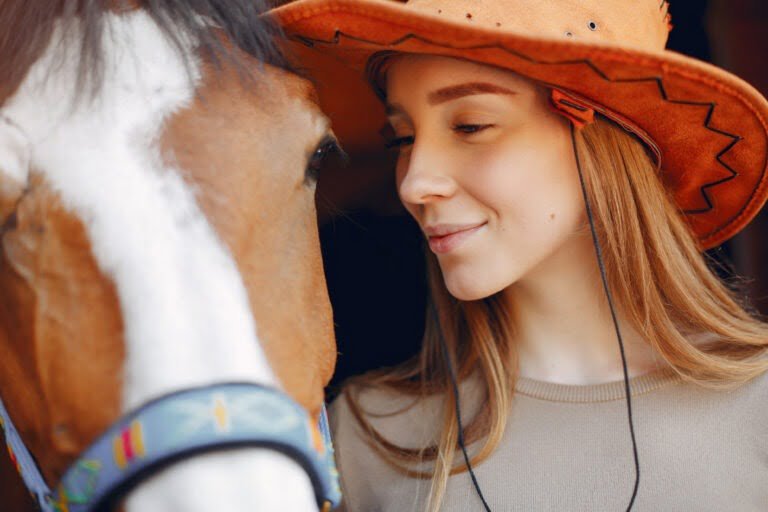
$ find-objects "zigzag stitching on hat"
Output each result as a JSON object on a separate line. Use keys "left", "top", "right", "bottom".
{"left": 565, "top": 69, "right": 741, "bottom": 216}
{"left": 293, "top": 30, "right": 755, "bottom": 238}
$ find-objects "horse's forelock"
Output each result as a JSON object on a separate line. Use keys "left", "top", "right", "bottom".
{"left": 0, "top": 0, "right": 294, "bottom": 106}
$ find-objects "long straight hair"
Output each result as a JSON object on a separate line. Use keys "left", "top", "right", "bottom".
{"left": 344, "top": 114, "right": 768, "bottom": 511}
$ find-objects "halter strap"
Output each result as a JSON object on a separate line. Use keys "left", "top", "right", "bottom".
{"left": 0, "top": 398, "right": 52, "bottom": 507}
{"left": 0, "top": 383, "right": 341, "bottom": 511}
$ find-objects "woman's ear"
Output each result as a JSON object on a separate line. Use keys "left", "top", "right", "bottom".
{"left": 0, "top": 115, "right": 30, "bottom": 223}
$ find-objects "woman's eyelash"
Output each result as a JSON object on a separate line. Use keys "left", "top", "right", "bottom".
{"left": 453, "top": 123, "right": 493, "bottom": 134}
{"left": 384, "top": 124, "right": 492, "bottom": 149}
{"left": 385, "top": 135, "right": 414, "bottom": 149}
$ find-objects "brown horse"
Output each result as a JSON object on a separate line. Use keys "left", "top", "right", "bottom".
{"left": 0, "top": 1, "right": 340, "bottom": 510}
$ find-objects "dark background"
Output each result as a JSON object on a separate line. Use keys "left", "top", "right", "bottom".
{"left": 318, "top": 0, "right": 768, "bottom": 390}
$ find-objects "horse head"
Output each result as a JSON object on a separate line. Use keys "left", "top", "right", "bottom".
{"left": 0, "top": 1, "right": 340, "bottom": 510}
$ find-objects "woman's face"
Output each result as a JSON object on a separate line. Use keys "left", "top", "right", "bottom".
{"left": 386, "top": 55, "right": 587, "bottom": 300}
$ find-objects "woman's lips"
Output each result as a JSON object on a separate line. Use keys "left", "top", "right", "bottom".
{"left": 426, "top": 222, "right": 487, "bottom": 254}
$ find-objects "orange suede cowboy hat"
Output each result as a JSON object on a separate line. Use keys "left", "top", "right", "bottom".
{"left": 269, "top": 0, "right": 768, "bottom": 249}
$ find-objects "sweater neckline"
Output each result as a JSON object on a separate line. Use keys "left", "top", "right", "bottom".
{"left": 513, "top": 366, "right": 683, "bottom": 403}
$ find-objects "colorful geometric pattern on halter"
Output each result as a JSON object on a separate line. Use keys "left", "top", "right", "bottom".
{"left": 0, "top": 384, "right": 342, "bottom": 512}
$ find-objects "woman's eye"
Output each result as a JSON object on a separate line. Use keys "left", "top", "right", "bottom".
{"left": 382, "top": 124, "right": 492, "bottom": 150}
{"left": 385, "top": 135, "right": 415, "bottom": 150}
{"left": 453, "top": 123, "right": 493, "bottom": 134}
{"left": 306, "top": 137, "right": 347, "bottom": 185}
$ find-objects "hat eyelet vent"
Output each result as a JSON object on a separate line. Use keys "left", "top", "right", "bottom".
{"left": 587, "top": 21, "right": 598, "bottom": 31}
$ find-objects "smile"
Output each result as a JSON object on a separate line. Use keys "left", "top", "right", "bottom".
{"left": 426, "top": 222, "right": 487, "bottom": 254}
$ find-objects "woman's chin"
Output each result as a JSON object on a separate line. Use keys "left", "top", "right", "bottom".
{"left": 444, "top": 275, "right": 507, "bottom": 302}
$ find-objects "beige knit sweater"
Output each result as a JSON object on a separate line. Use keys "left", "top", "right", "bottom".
{"left": 329, "top": 366, "right": 768, "bottom": 511}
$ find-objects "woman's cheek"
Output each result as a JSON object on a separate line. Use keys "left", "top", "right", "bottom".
{"left": 466, "top": 156, "right": 531, "bottom": 213}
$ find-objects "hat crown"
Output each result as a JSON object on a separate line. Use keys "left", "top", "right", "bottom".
{"left": 407, "top": 0, "right": 671, "bottom": 52}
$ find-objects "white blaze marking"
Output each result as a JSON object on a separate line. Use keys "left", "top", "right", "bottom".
{"left": 3, "top": 11, "right": 276, "bottom": 405}
{"left": 1, "top": 10, "right": 316, "bottom": 511}
{"left": 0, "top": 115, "right": 30, "bottom": 186}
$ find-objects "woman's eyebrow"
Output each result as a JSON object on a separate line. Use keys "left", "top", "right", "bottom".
{"left": 428, "top": 82, "right": 518, "bottom": 105}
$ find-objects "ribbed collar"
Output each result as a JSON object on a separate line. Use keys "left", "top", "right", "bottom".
{"left": 514, "top": 367, "right": 683, "bottom": 403}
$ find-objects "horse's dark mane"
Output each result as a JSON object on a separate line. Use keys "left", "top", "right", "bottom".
{"left": 0, "top": 0, "right": 293, "bottom": 102}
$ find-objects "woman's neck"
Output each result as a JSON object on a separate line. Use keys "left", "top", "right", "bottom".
{"left": 502, "top": 230, "right": 668, "bottom": 385}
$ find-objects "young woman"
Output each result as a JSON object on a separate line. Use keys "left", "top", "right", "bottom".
{"left": 272, "top": 0, "right": 768, "bottom": 510}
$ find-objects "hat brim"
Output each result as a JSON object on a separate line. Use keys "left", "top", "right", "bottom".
{"left": 271, "top": 0, "right": 768, "bottom": 249}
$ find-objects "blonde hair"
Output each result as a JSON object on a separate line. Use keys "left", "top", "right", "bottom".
{"left": 344, "top": 113, "right": 768, "bottom": 511}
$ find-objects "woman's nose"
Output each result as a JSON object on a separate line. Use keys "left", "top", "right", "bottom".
{"left": 397, "top": 142, "right": 457, "bottom": 205}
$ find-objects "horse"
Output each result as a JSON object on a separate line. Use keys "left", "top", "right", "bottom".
{"left": 0, "top": 1, "right": 342, "bottom": 510}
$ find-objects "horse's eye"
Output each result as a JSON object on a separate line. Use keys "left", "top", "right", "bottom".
{"left": 306, "top": 136, "right": 347, "bottom": 185}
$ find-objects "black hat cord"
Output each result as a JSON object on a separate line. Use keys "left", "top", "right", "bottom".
{"left": 434, "top": 122, "right": 640, "bottom": 511}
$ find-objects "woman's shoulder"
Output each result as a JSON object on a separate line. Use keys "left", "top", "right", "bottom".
{"left": 328, "top": 381, "right": 443, "bottom": 450}
{"left": 676, "top": 356, "right": 768, "bottom": 452}
{"left": 327, "top": 382, "right": 446, "bottom": 512}
{"left": 723, "top": 359, "right": 768, "bottom": 414}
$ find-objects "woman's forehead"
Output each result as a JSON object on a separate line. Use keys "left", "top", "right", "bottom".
{"left": 385, "top": 55, "right": 538, "bottom": 97}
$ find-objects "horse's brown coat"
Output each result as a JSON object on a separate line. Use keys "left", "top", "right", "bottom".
{"left": 0, "top": 36, "right": 336, "bottom": 512}
{"left": 0, "top": 175, "right": 126, "bottom": 482}
{"left": 161, "top": 57, "right": 336, "bottom": 419}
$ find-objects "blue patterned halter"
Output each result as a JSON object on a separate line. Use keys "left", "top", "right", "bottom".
{"left": 0, "top": 382, "right": 341, "bottom": 511}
